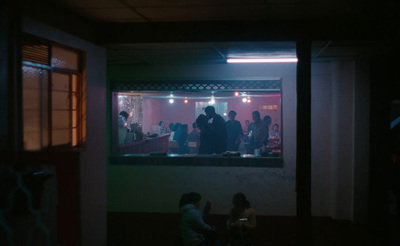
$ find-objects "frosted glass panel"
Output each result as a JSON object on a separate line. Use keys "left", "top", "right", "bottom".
{"left": 52, "top": 73, "right": 69, "bottom": 91}
{"left": 22, "top": 66, "right": 49, "bottom": 150}
{"left": 72, "top": 110, "right": 77, "bottom": 127}
{"left": 52, "top": 91, "right": 69, "bottom": 110}
{"left": 72, "top": 74, "right": 78, "bottom": 92}
{"left": 23, "top": 110, "right": 41, "bottom": 150}
{"left": 51, "top": 46, "right": 79, "bottom": 70}
{"left": 72, "top": 93, "right": 77, "bottom": 109}
{"left": 52, "top": 110, "right": 69, "bottom": 129}
{"left": 52, "top": 129, "right": 69, "bottom": 146}
{"left": 72, "top": 128, "right": 77, "bottom": 146}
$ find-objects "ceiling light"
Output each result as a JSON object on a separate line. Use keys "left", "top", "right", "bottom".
{"left": 234, "top": 92, "right": 240, "bottom": 96}
{"left": 242, "top": 98, "right": 247, "bottom": 103}
{"left": 210, "top": 98, "right": 215, "bottom": 104}
{"left": 169, "top": 99, "right": 174, "bottom": 104}
{"left": 227, "top": 58, "right": 298, "bottom": 63}
{"left": 184, "top": 99, "right": 188, "bottom": 104}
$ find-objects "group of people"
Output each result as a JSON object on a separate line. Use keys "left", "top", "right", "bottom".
{"left": 179, "top": 192, "right": 256, "bottom": 246}
{"left": 165, "top": 105, "right": 280, "bottom": 154}
{"left": 195, "top": 106, "right": 280, "bottom": 154}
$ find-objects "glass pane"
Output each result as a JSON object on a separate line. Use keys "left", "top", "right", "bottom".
{"left": 52, "top": 129, "right": 69, "bottom": 146}
{"left": 72, "top": 74, "right": 78, "bottom": 92}
{"left": 72, "top": 128, "right": 77, "bottom": 146}
{"left": 52, "top": 110, "right": 69, "bottom": 129}
{"left": 72, "top": 92, "right": 77, "bottom": 110}
{"left": 51, "top": 46, "right": 79, "bottom": 70}
{"left": 72, "top": 110, "right": 77, "bottom": 128}
{"left": 52, "top": 91, "right": 69, "bottom": 110}
{"left": 52, "top": 73, "right": 70, "bottom": 92}
{"left": 115, "top": 88, "right": 282, "bottom": 156}
{"left": 22, "top": 66, "right": 49, "bottom": 150}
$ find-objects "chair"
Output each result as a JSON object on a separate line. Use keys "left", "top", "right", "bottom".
{"left": 187, "top": 142, "right": 198, "bottom": 154}
{"left": 169, "top": 140, "right": 180, "bottom": 153}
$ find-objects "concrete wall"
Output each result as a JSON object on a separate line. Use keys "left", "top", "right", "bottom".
{"left": 139, "top": 96, "right": 280, "bottom": 135}
{"left": 0, "top": 3, "right": 8, "bottom": 149}
{"left": 108, "top": 60, "right": 369, "bottom": 222}
{"left": 23, "top": 18, "right": 108, "bottom": 246}
{"left": 108, "top": 63, "right": 297, "bottom": 215}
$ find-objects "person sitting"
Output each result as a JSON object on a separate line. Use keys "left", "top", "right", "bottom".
{"left": 228, "top": 193, "right": 256, "bottom": 246}
{"left": 187, "top": 122, "right": 200, "bottom": 153}
{"left": 269, "top": 123, "right": 280, "bottom": 139}
{"left": 179, "top": 192, "right": 219, "bottom": 246}
{"left": 159, "top": 120, "right": 168, "bottom": 134}
{"left": 170, "top": 122, "right": 182, "bottom": 141}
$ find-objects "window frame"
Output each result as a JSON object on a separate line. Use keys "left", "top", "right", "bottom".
{"left": 110, "top": 80, "right": 284, "bottom": 168}
{"left": 22, "top": 34, "right": 85, "bottom": 151}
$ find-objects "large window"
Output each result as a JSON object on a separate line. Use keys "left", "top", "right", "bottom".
{"left": 112, "top": 80, "right": 282, "bottom": 157}
{"left": 22, "top": 36, "right": 85, "bottom": 150}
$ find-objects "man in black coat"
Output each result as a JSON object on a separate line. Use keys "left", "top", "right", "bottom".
{"left": 204, "top": 106, "right": 227, "bottom": 154}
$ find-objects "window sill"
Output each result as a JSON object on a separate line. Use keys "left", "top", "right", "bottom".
{"left": 109, "top": 154, "right": 283, "bottom": 168}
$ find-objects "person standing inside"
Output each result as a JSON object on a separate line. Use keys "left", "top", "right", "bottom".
{"left": 187, "top": 122, "right": 201, "bottom": 147}
{"left": 196, "top": 114, "right": 213, "bottom": 154}
{"left": 226, "top": 110, "right": 244, "bottom": 151}
{"left": 204, "top": 106, "right": 227, "bottom": 154}
{"left": 248, "top": 111, "right": 268, "bottom": 153}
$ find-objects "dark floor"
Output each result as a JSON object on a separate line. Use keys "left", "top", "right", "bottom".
{"left": 107, "top": 212, "right": 395, "bottom": 246}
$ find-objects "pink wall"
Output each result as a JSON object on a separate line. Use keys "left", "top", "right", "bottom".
{"left": 142, "top": 96, "right": 281, "bottom": 133}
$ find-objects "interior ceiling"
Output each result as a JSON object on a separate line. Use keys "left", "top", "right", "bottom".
{"left": 48, "top": 0, "right": 394, "bottom": 23}
{"left": 43, "top": 0, "right": 390, "bottom": 65}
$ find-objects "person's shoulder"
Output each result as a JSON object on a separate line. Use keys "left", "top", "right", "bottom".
{"left": 248, "top": 207, "right": 256, "bottom": 215}
{"left": 215, "top": 114, "right": 224, "bottom": 120}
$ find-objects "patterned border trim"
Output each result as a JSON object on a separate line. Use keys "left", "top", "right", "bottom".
{"left": 111, "top": 80, "right": 281, "bottom": 91}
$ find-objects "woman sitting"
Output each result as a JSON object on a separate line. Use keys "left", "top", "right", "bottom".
{"left": 228, "top": 193, "right": 256, "bottom": 246}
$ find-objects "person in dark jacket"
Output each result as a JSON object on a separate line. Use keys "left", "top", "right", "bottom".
{"left": 204, "top": 106, "right": 227, "bottom": 154}
{"left": 196, "top": 114, "right": 213, "bottom": 154}
{"left": 179, "top": 192, "right": 219, "bottom": 246}
{"left": 226, "top": 110, "right": 244, "bottom": 151}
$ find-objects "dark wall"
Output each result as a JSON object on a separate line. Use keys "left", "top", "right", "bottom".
{"left": 369, "top": 48, "right": 400, "bottom": 243}
{"left": 0, "top": 0, "right": 22, "bottom": 151}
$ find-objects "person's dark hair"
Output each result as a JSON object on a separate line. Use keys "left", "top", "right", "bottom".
{"left": 192, "top": 122, "right": 197, "bottom": 129}
{"left": 245, "top": 120, "right": 250, "bottom": 123}
{"left": 196, "top": 114, "right": 208, "bottom": 129}
{"left": 182, "top": 124, "right": 188, "bottom": 131}
{"left": 252, "top": 111, "right": 260, "bottom": 118}
{"left": 179, "top": 192, "right": 201, "bottom": 208}
{"left": 228, "top": 110, "right": 237, "bottom": 117}
{"left": 169, "top": 123, "right": 175, "bottom": 131}
{"left": 173, "top": 123, "right": 182, "bottom": 131}
{"left": 232, "top": 192, "right": 251, "bottom": 209}
{"left": 273, "top": 123, "right": 279, "bottom": 129}
{"left": 263, "top": 115, "right": 272, "bottom": 125}
{"left": 119, "top": 111, "right": 129, "bottom": 121}
{"left": 205, "top": 106, "right": 216, "bottom": 114}
{"left": 159, "top": 121, "right": 164, "bottom": 126}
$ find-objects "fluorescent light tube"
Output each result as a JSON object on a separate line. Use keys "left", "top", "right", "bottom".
{"left": 227, "top": 58, "right": 298, "bottom": 63}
